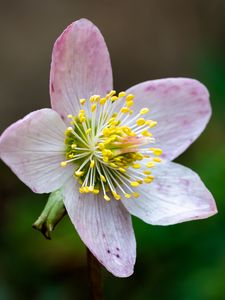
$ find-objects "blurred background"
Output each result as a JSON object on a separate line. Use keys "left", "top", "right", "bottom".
{"left": 0, "top": 0, "right": 225, "bottom": 299}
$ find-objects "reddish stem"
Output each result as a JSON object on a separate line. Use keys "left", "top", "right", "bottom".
{"left": 86, "top": 248, "right": 104, "bottom": 300}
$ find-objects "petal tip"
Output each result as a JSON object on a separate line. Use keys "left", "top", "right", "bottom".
{"left": 106, "top": 261, "right": 135, "bottom": 278}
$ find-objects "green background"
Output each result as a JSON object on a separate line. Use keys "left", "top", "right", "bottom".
{"left": 0, "top": 1, "right": 225, "bottom": 299}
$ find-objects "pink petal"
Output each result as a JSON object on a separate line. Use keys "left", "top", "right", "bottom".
{"left": 50, "top": 19, "right": 113, "bottom": 121}
{"left": 126, "top": 78, "right": 211, "bottom": 160}
{"left": 63, "top": 179, "right": 136, "bottom": 277}
{"left": 0, "top": 109, "right": 73, "bottom": 193}
{"left": 121, "top": 162, "right": 217, "bottom": 225}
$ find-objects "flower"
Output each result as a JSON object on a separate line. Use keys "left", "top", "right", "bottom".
{"left": 0, "top": 18, "right": 217, "bottom": 277}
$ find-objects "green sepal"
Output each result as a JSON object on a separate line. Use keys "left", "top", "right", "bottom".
{"left": 32, "top": 189, "right": 66, "bottom": 240}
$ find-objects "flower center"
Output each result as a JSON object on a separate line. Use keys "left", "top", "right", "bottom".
{"left": 60, "top": 91, "right": 162, "bottom": 201}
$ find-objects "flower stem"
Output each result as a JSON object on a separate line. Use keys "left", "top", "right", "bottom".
{"left": 86, "top": 248, "right": 104, "bottom": 300}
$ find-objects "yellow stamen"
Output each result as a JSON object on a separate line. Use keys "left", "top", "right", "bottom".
{"left": 149, "top": 148, "right": 163, "bottom": 156}
{"left": 118, "top": 91, "right": 126, "bottom": 98}
{"left": 153, "top": 157, "right": 162, "bottom": 162}
{"left": 104, "top": 195, "right": 111, "bottom": 201}
{"left": 80, "top": 98, "right": 86, "bottom": 105}
{"left": 91, "top": 104, "right": 97, "bottom": 112}
{"left": 75, "top": 171, "right": 84, "bottom": 177}
{"left": 111, "top": 96, "right": 118, "bottom": 102}
{"left": 93, "top": 189, "right": 100, "bottom": 194}
{"left": 136, "top": 118, "right": 146, "bottom": 126}
{"left": 124, "top": 193, "right": 131, "bottom": 198}
{"left": 146, "top": 162, "right": 155, "bottom": 168}
{"left": 120, "top": 107, "right": 130, "bottom": 114}
{"left": 130, "top": 181, "right": 140, "bottom": 187}
{"left": 90, "top": 160, "right": 95, "bottom": 168}
{"left": 132, "top": 163, "right": 141, "bottom": 169}
{"left": 143, "top": 170, "right": 151, "bottom": 175}
{"left": 126, "top": 94, "right": 134, "bottom": 101}
{"left": 141, "top": 129, "right": 152, "bottom": 137}
{"left": 146, "top": 120, "right": 158, "bottom": 128}
{"left": 100, "top": 97, "right": 107, "bottom": 105}
{"left": 140, "top": 108, "right": 149, "bottom": 115}
{"left": 126, "top": 100, "right": 134, "bottom": 107}
{"left": 112, "top": 191, "right": 121, "bottom": 200}
{"left": 132, "top": 192, "right": 140, "bottom": 198}
{"left": 100, "top": 175, "right": 106, "bottom": 182}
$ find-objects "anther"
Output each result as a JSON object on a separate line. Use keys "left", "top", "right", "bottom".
{"left": 126, "top": 94, "right": 134, "bottom": 101}
{"left": 80, "top": 99, "right": 86, "bottom": 105}
{"left": 140, "top": 108, "right": 149, "bottom": 115}
{"left": 90, "top": 160, "right": 95, "bottom": 168}
{"left": 104, "top": 195, "right": 111, "bottom": 201}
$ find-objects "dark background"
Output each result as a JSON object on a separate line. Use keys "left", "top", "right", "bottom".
{"left": 0, "top": 1, "right": 225, "bottom": 299}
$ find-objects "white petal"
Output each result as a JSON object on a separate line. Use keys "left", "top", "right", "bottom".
{"left": 50, "top": 19, "right": 113, "bottom": 121}
{"left": 126, "top": 78, "right": 211, "bottom": 160}
{"left": 0, "top": 109, "right": 73, "bottom": 193}
{"left": 63, "top": 179, "right": 136, "bottom": 277}
{"left": 121, "top": 162, "right": 217, "bottom": 225}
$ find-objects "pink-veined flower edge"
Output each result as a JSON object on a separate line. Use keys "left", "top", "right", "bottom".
{"left": 0, "top": 19, "right": 217, "bottom": 277}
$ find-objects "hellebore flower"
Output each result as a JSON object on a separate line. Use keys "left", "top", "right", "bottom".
{"left": 0, "top": 19, "right": 217, "bottom": 277}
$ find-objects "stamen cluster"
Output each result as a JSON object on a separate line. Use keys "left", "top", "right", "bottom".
{"left": 60, "top": 91, "right": 162, "bottom": 201}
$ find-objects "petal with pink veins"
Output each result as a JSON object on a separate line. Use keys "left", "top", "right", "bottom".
{"left": 63, "top": 179, "right": 136, "bottom": 277}
{"left": 0, "top": 109, "right": 73, "bottom": 193}
{"left": 126, "top": 78, "right": 211, "bottom": 160}
{"left": 121, "top": 161, "right": 217, "bottom": 225}
{"left": 50, "top": 18, "right": 113, "bottom": 121}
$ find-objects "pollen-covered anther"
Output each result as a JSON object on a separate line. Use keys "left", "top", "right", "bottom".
{"left": 126, "top": 94, "right": 134, "bottom": 101}
{"left": 60, "top": 161, "right": 67, "bottom": 167}
{"left": 80, "top": 98, "right": 86, "bottom": 105}
{"left": 124, "top": 193, "right": 131, "bottom": 198}
{"left": 71, "top": 144, "right": 77, "bottom": 149}
{"left": 130, "top": 181, "right": 140, "bottom": 187}
{"left": 146, "top": 120, "right": 158, "bottom": 128}
{"left": 153, "top": 157, "right": 162, "bottom": 162}
{"left": 118, "top": 91, "right": 126, "bottom": 98}
{"left": 90, "top": 160, "right": 95, "bottom": 168}
{"left": 100, "top": 175, "right": 106, "bottom": 182}
{"left": 90, "top": 95, "right": 100, "bottom": 103}
{"left": 136, "top": 118, "right": 146, "bottom": 126}
{"left": 132, "top": 163, "right": 141, "bottom": 169}
{"left": 112, "top": 191, "right": 121, "bottom": 200}
{"left": 144, "top": 176, "right": 154, "bottom": 183}
{"left": 120, "top": 107, "right": 130, "bottom": 114}
{"left": 91, "top": 104, "right": 97, "bottom": 112}
{"left": 143, "top": 170, "right": 151, "bottom": 175}
{"left": 146, "top": 162, "right": 155, "bottom": 168}
{"left": 75, "top": 170, "right": 84, "bottom": 177}
{"left": 141, "top": 130, "right": 152, "bottom": 137}
{"left": 104, "top": 195, "right": 111, "bottom": 201}
{"left": 126, "top": 100, "right": 134, "bottom": 107}
{"left": 140, "top": 108, "right": 149, "bottom": 115}
{"left": 111, "top": 96, "right": 118, "bottom": 102}
{"left": 100, "top": 97, "right": 107, "bottom": 105}
{"left": 132, "top": 192, "right": 140, "bottom": 198}
{"left": 149, "top": 148, "right": 163, "bottom": 156}
{"left": 93, "top": 189, "right": 100, "bottom": 194}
